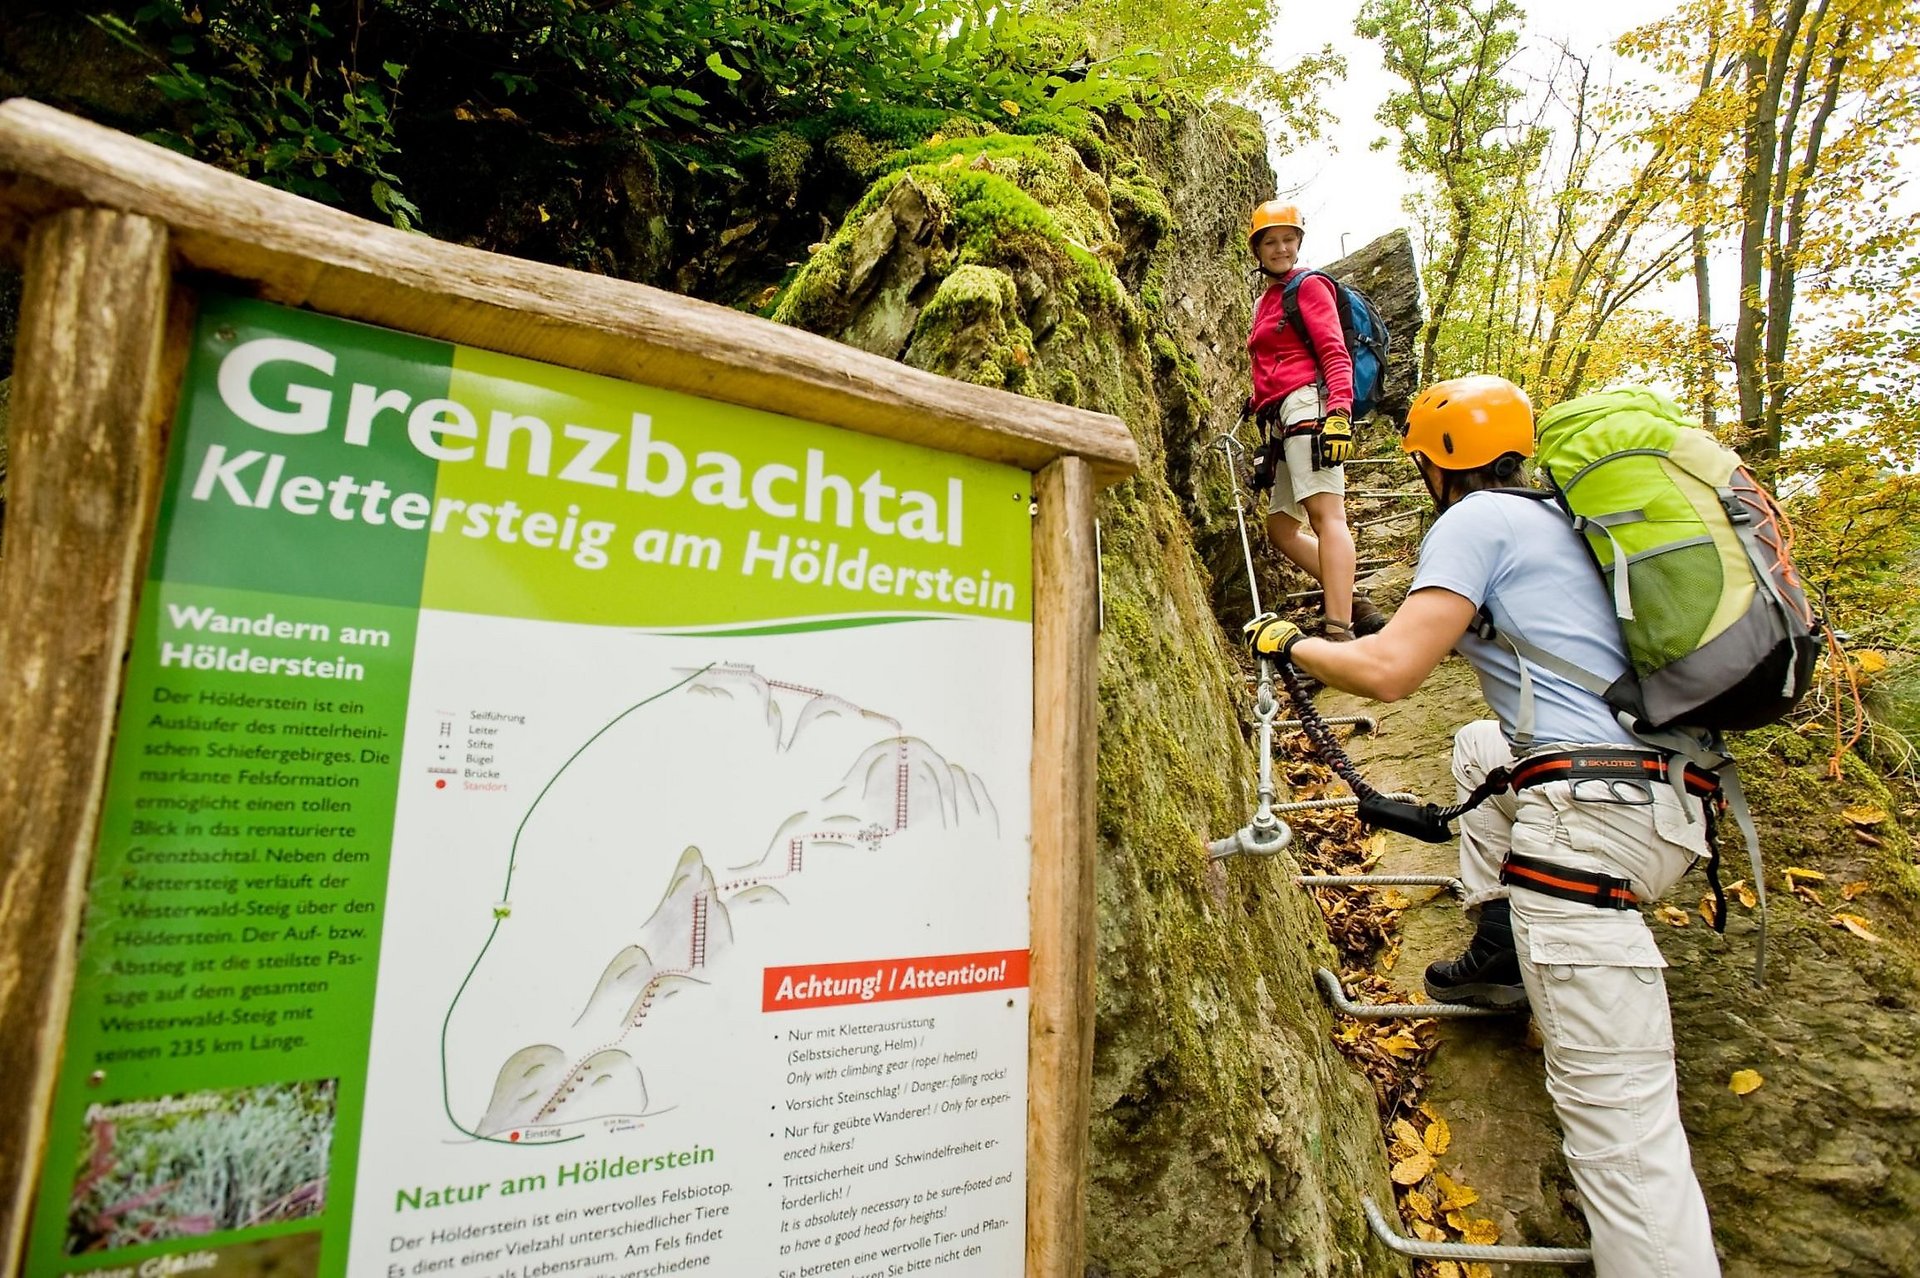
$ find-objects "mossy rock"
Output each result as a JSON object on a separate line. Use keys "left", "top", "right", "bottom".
{"left": 778, "top": 101, "right": 1399, "bottom": 1276}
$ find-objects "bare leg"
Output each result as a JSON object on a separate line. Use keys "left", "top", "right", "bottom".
{"left": 1264, "top": 510, "right": 1321, "bottom": 580}
{"left": 1301, "top": 490, "right": 1354, "bottom": 628}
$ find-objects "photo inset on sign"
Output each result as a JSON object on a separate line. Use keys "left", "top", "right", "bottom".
{"left": 66, "top": 1080, "right": 336, "bottom": 1255}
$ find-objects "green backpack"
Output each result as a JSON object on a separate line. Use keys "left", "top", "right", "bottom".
{"left": 1478, "top": 388, "right": 1822, "bottom": 983}
{"left": 1528, "top": 387, "right": 1821, "bottom": 733}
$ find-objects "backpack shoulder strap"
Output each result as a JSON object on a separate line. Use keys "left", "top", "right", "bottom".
{"left": 1465, "top": 489, "right": 1610, "bottom": 750}
{"left": 1278, "top": 268, "right": 1335, "bottom": 343}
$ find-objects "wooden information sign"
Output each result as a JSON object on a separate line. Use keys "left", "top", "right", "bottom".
{"left": 0, "top": 100, "right": 1135, "bottom": 1278}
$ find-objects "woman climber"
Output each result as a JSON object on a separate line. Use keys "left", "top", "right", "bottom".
{"left": 1243, "top": 200, "right": 1385, "bottom": 640}
{"left": 1242, "top": 375, "right": 1721, "bottom": 1277}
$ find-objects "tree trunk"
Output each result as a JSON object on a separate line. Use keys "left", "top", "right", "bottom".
{"left": 1421, "top": 195, "right": 1476, "bottom": 383}
{"left": 1689, "top": 5, "right": 1725, "bottom": 430}
{"left": 1734, "top": 0, "right": 1809, "bottom": 460}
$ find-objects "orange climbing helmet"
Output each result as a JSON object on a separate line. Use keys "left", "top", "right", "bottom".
{"left": 1402, "top": 375, "right": 1535, "bottom": 471}
{"left": 1248, "top": 200, "right": 1306, "bottom": 250}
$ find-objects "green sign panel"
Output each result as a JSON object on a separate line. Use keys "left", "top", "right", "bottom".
{"left": 29, "top": 296, "right": 1036, "bottom": 1277}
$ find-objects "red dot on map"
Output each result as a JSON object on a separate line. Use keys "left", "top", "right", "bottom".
{"left": 510, "top": 1132, "right": 520, "bottom": 1142}
{"left": 435, "top": 779, "right": 447, "bottom": 790}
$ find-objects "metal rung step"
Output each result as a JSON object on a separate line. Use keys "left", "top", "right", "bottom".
{"left": 1274, "top": 714, "right": 1376, "bottom": 731}
{"left": 1296, "top": 874, "right": 1464, "bottom": 895}
{"left": 1314, "top": 967, "right": 1521, "bottom": 1019}
{"left": 1271, "top": 796, "right": 1364, "bottom": 814}
{"left": 1363, "top": 1197, "right": 1591, "bottom": 1265}
{"left": 1260, "top": 791, "right": 1414, "bottom": 816}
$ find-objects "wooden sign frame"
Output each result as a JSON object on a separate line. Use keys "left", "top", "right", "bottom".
{"left": 0, "top": 99, "right": 1135, "bottom": 1278}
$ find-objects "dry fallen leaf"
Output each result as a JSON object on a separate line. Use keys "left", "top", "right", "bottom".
{"left": 1445, "top": 1209, "right": 1470, "bottom": 1232}
{"left": 1852, "top": 650, "right": 1889, "bottom": 675}
{"left": 1382, "top": 888, "right": 1412, "bottom": 909}
{"left": 1656, "top": 904, "right": 1691, "bottom": 927}
{"left": 1699, "top": 893, "right": 1720, "bottom": 927}
{"left": 1391, "top": 1150, "right": 1435, "bottom": 1185}
{"left": 1390, "top": 1118, "right": 1423, "bottom": 1158}
{"left": 1466, "top": 1265, "right": 1495, "bottom": 1278}
{"left": 1405, "top": 1188, "right": 1435, "bottom": 1221}
{"left": 1435, "top": 1263, "right": 1463, "bottom": 1278}
{"left": 1434, "top": 1171, "right": 1479, "bottom": 1211}
{"left": 1842, "top": 880, "right": 1871, "bottom": 901}
{"left": 1831, "top": 912, "right": 1881, "bottom": 942}
{"left": 1786, "top": 866, "right": 1828, "bottom": 882}
{"left": 1731, "top": 879, "right": 1758, "bottom": 909}
{"left": 1729, "top": 1069, "right": 1764, "bottom": 1096}
{"left": 1842, "top": 805, "right": 1887, "bottom": 826}
{"left": 1461, "top": 1218, "right": 1501, "bottom": 1246}
{"left": 1412, "top": 1219, "right": 1447, "bottom": 1243}
{"left": 1424, "top": 1115, "right": 1452, "bottom": 1156}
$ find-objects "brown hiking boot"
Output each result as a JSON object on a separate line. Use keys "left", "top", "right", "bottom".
{"left": 1351, "top": 592, "right": 1389, "bottom": 636}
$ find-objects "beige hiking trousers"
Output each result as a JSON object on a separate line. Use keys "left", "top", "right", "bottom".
{"left": 1451, "top": 719, "right": 1722, "bottom": 1278}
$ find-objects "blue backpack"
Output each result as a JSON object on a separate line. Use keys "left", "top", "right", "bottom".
{"left": 1280, "top": 269, "right": 1390, "bottom": 420}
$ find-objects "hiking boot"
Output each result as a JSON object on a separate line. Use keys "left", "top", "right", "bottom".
{"left": 1351, "top": 592, "right": 1390, "bottom": 636}
{"left": 1424, "top": 899, "right": 1528, "bottom": 1008}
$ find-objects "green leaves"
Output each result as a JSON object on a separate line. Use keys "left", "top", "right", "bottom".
{"left": 95, "top": 0, "right": 1288, "bottom": 231}
{"left": 99, "top": 1, "right": 415, "bottom": 225}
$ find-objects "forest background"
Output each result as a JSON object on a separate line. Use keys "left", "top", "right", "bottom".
{"left": 1, "top": 0, "right": 1915, "bottom": 774}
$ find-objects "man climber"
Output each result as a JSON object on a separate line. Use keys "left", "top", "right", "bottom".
{"left": 1243, "top": 375, "right": 1720, "bottom": 1276}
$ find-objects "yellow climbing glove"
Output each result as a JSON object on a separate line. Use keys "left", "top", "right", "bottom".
{"left": 1243, "top": 613, "right": 1305, "bottom": 661}
{"left": 1317, "top": 412, "right": 1353, "bottom": 468}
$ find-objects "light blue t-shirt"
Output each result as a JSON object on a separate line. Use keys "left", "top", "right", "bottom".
{"left": 1410, "top": 490, "right": 1637, "bottom": 748}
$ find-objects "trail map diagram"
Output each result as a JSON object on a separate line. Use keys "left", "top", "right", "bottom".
{"left": 439, "top": 663, "right": 1001, "bottom": 1142}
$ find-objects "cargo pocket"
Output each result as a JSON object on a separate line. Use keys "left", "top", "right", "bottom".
{"left": 1525, "top": 920, "right": 1671, "bottom": 1053}
{"left": 1650, "top": 785, "right": 1711, "bottom": 860}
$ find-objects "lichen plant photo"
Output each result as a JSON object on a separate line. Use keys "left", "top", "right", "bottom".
{"left": 65, "top": 1079, "right": 335, "bottom": 1254}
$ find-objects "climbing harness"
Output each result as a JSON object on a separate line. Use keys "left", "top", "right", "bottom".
{"left": 1205, "top": 432, "right": 1292, "bottom": 862}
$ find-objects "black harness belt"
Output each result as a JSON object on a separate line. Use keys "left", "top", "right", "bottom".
{"left": 1498, "top": 750, "right": 1729, "bottom": 926}
{"left": 1501, "top": 851, "right": 1639, "bottom": 910}
{"left": 1507, "top": 748, "right": 1721, "bottom": 799}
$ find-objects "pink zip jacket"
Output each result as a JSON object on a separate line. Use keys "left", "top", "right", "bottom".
{"left": 1248, "top": 269, "right": 1353, "bottom": 418}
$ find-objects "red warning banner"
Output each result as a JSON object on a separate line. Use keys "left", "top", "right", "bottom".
{"left": 762, "top": 948, "right": 1029, "bottom": 1012}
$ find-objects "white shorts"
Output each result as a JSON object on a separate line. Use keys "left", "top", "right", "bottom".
{"left": 1259, "top": 384, "right": 1345, "bottom": 522}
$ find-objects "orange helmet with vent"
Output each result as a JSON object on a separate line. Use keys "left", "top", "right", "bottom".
{"left": 1248, "top": 201, "right": 1306, "bottom": 250}
{"left": 1402, "top": 376, "right": 1535, "bottom": 471}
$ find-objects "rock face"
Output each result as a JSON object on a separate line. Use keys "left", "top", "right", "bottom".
{"left": 779, "top": 117, "right": 1402, "bottom": 1275}
{"left": 1321, "top": 233, "right": 1424, "bottom": 427}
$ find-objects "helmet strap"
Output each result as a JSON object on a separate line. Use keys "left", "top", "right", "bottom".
{"left": 1413, "top": 455, "right": 1451, "bottom": 512}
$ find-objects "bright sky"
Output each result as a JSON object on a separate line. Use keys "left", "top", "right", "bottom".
{"left": 1260, "top": 0, "right": 1690, "bottom": 265}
